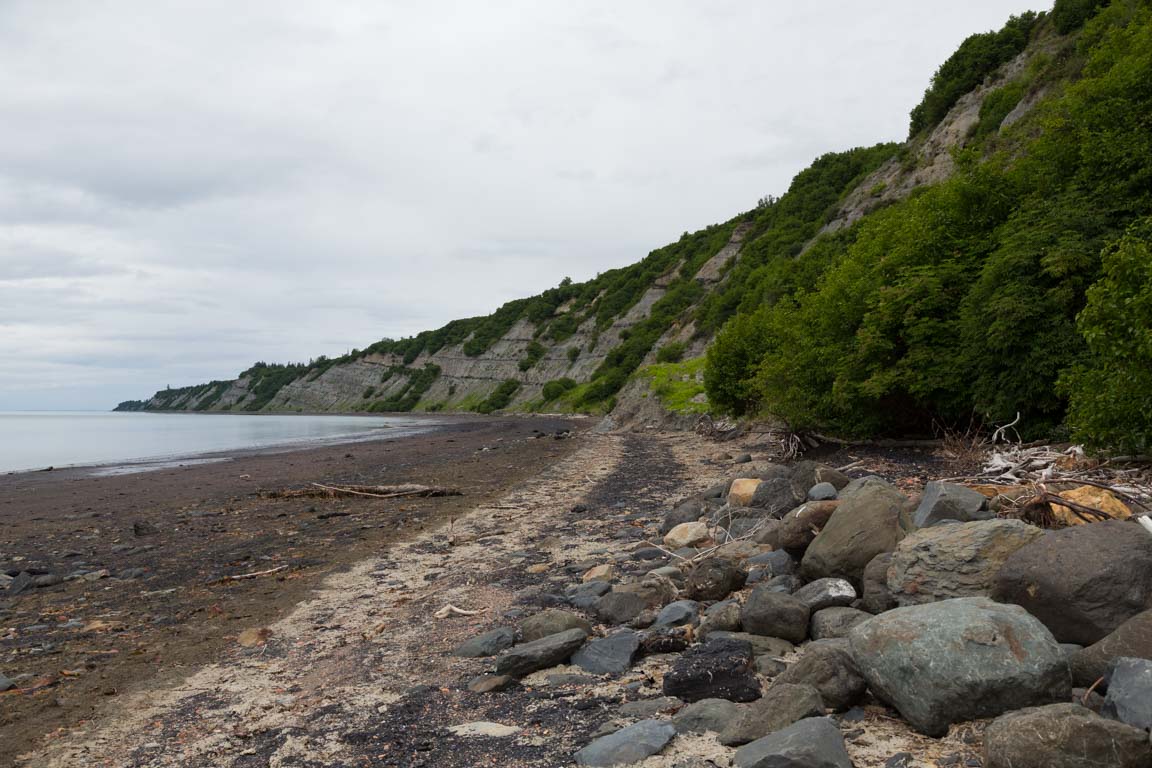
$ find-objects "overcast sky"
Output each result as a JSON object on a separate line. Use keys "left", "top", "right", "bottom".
{"left": 0, "top": 1, "right": 1044, "bottom": 410}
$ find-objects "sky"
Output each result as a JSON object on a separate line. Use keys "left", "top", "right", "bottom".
{"left": 0, "top": 1, "right": 1044, "bottom": 410}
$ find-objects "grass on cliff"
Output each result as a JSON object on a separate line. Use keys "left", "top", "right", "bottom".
{"left": 639, "top": 357, "right": 709, "bottom": 415}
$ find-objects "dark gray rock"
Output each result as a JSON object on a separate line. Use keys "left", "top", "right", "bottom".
{"left": 631, "top": 547, "right": 667, "bottom": 562}
{"left": 571, "top": 631, "right": 642, "bottom": 676}
{"left": 993, "top": 520, "right": 1152, "bottom": 645}
{"left": 762, "top": 574, "right": 802, "bottom": 594}
{"left": 654, "top": 600, "right": 700, "bottom": 628}
{"left": 662, "top": 638, "right": 761, "bottom": 703}
{"left": 861, "top": 553, "right": 896, "bottom": 614}
{"left": 793, "top": 578, "right": 857, "bottom": 612}
{"left": 568, "top": 580, "right": 612, "bottom": 598}
{"left": 574, "top": 719, "right": 676, "bottom": 766}
{"left": 468, "top": 673, "right": 514, "bottom": 693}
{"left": 453, "top": 627, "right": 516, "bottom": 658}
{"left": 617, "top": 696, "right": 683, "bottom": 718}
{"left": 984, "top": 703, "right": 1152, "bottom": 768}
{"left": 700, "top": 600, "right": 742, "bottom": 635}
{"left": 520, "top": 609, "right": 592, "bottom": 642}
{"left": 596, "top": 591, "right": 648, "bottom": 625}
{"left": 1070, "top": 610, "right": 1152, "bottom": 686}
{"left": 754, "top": 519, "right": 783, "bottom": 549}
{"left": 662, "top": 499, "right": 709, "bottom": 534}
{"left": 912, "top": 481, "right": 992, "bottom": 528}
{"left": 747, "top": 550, "right": 796, "bottom": 578}
{"left": 615, "top": 574, "right": 679, "bottom": 609}
{"left": 1102, "top": 657, "right": 1152, "bottom": 731}
{"left": 704, "top": 631, "right": 794, "bottom": 658}
{"left": 849, "top": 597, "right": 1071, "bottom": 736}
{"left": 673, "top": 698, "right": 741, "bottom": 734}
{"left": 684, "top": 558, "right": 746, "bottom": 602}
{"left": 750, "top": 477, "right": 802, "bottom": 517}
{"left": 808, "top": 483, "right": 838, "bottom": 502}
{"left": 810, "top": 607, "right": 872, "bottom": 641}
{"left": 801, "top": 481, "right": 909, "bottom": 589}
{"left": 888, "top": 519, "right": 1043, "bottom": 607}
{"left": 777, "top": 502, "right": 840, "bottom": 554}
{"left": 755, "top": 656, "right": 787, "bottom": 678}
{"left": 494, "top": 628, "right": 587, "bottom": 677}
{"left": 733, "top": 716, "right": 853, "bottom": 768}
{"left": 718, "top": 683, "right": 825, "bottom": 746}
{"left": 773, "top": 643, "right": 865, "bottom": 711}
{"left": 30, "top": 573, "right": 63, "bottom": 588}
{"left": 741, "top": 588, "right": 809, "bottom": 644}
{"left": 0, "top": 673, "right": 14, "bottom": 692}
{"left": 133, "top": 520, "right": 159, "bottom": 536}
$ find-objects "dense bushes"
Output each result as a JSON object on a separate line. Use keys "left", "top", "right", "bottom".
{"left": 367, "top": 364, "right": 441, "bottom": 412}
{"left": 477, "top": 379, "right": 521, "bottom": 414}
{"left": 519, "top": 341, "right": 546, "bottom": 371}
{"left": 541, "top": 378, "right": 577, "bottom": 401}
{"left": 908, "top": 13, "right": 1039, "bottom": 137}
{"left": 1052, "top": 0, "right": 1109, "bottom": 33}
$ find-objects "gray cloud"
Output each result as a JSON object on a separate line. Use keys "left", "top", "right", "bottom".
{"left": 0, "top": 0, "right": 1044, "bottom": 410}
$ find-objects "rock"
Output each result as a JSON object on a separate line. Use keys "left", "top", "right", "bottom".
{"left": 756, "top": 656, "right": 787, "bottom": 678}
{"left": 616, "top": 574, "right": 679, "bottom": 608}
{"left": 30, "top": 573, "right": 63, "bottom": 588}
{"left": 494, "top": 628, "right": 587, "bottom": 677}
{"left": 808, "top": 483, "right": 838, "bottom": 502}
{"left": 596, "top": 592, "right": 648, "bottom": 625}
{"left": 631, "top": 547, "right": 666, "bottom": 562}
{"left": 699, "top": 600, "right": 742, "bottom": 635}
{"left": 7, "top": 571, "right": 32, "bottom": 595}
{"left": 520, "top": 610, "right": 592, "bottom": 642}
{"left": 646, "top": 566, "right": 685, "bottom": 585}
{"left": 1070, "top": 610, "right": 1152, "bottom": 686}
{"left": 773, "top": 643, "right": 866, "bottom": 711}
{"left": 674, "top": 697, "right": 741, "bottom": 734}
{"left": 741, "top": 588, "right": 810, "bottom": 644}
{"left": 683, "top": 558, "right": 746, "bottom": 602}
{"left": 1102, "top": 657, "right": 1152, "bottom": 731}
{"left": 617, "top": 696, "right": 683, "bottom": 718}
{"left": 912, "top": 481, "right": 992, "bottom": 528}
{"left": 664, "top": 521, "right": 712, "bottom": 549}
{"left": 662, "top": 638, "right": 762, "bottom": 703}
{"left": 861, "top": 553, "right": 897, "bottom": 614}
{"left": 801, "top": 481, "right": 909, "bottom": 589}
{"left": 810, "top": 607, "right": 872, "bottom": 641}
{"left": 793, "top": 578, "right": 857, "bottom": 612}
{"left": 574, "top": 719, "right": 677, "bottom": 767}
{"left": 984, "top": 703, "right": 1152, "bottom": 768}
{"left": 132, "top": 520, "right": 159, "bottom": 536}
{"left": 993, "top": 520, "right": 1152, "bottom": 645}
{"left": 733, "top": 716, "right": 853, "bottom": 768}
{"left": 754, "top": 519, "right": 783, "bottom": 548}
{"left": 569, "top": 580, "right": 612, "bottom": 598}
{"left": 849, "top": 597, "right": 1071, "bottom": 736}
{"left": 815, "top": 467, "right": 851, "bottom": 490}
{"left": 888, "top": 519, "right": 1044, "bottom": 607}
{"left": 453, "top": 627, "right": 516, "bottom": 658}
{"left": 704, "top": 631, "right": 794, "bottom": 658}
{"left": 662, "top": 499, "right": 709, "bottom": 534}
{"left": 749, "top": 477, "right": 803, "bottom": 518}
{"left": 447, "top": 721, "right": 520, "bottom": 737}
{"left": 777, "top": 502, "right": 840, "bottom": 553}
{"left": 571, "top": 631, "right": 642, "bottom": 675}
{"left": 0, "top": 673, "right": 14, "bottom": 692}
{"left": 728, "top": 478, "right": 763, "bottom": 507}
{"left": 583, "top": 564, "right": 616, "bottom": 582}
{"left": 762, "top": 574, "right": 802, "bottom": 594}
{"left": 747, "top": 549, "right": 796, "bottom": 578}
{"left": 467, "top": 674, "right": 514, "bottom": 693}
{"left": 654, "top": 600, "right": 700, "bottom": 628}
{"left": 712, "top": 539, "right": 762, "bottom": 562}
{"left": 719, "top": 683, "right": 825, "bottom": 746}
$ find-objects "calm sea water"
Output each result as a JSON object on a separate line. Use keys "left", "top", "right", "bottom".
{"left": 0, "top": 411, "right": 434, "bottom": 474}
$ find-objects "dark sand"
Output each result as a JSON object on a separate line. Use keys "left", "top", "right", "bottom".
{"left": 0, "top": 413, "right": 583, "bottom": 765}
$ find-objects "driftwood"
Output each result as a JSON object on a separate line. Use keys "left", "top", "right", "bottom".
{"left": 209, "top": 565, "right": 289, "bottom": 584}
{"left": 433, "top": 604, "right": 487, "bottom": 619}
{"left": 265, "top": 483, "right": 462, "bottom": 500}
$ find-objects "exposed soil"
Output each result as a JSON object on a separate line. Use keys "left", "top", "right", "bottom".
{"left": 0, "top": 414, "right": 583, "bottom": 767}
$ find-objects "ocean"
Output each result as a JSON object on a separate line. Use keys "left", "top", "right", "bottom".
{"left": 0, "top": 411, "right": 434, "bottom": 474}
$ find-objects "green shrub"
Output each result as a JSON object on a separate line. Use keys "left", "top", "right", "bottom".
{"left": 476, "top": 379, "right": 521, "bottom": 414}
{"left": 567, "top": 346, "right": 580, "bottom": 363}
{"left": 972, "top": 81, "right": 1026, "bottom": 139}
{"left": 541, "top": 378, "right": 577, "bottom": 401}
{"left": 362, "top": 386, "right": 375, "bottom": 399}
{"left": 368, "top": 364, "right": 441, "bottom": 412}
{"left": 656, "top": 341, "right": 687, "bottom": 363}
{"left": 518, "top": 341, "right": 546, "bottom": 371}
{"left": 1052, "top": 0, "right": 1109, "bottom": 33}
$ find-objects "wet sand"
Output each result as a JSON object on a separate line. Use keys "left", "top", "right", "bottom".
{"left": 0, "top": 413, "right": 584, "bottom": 766}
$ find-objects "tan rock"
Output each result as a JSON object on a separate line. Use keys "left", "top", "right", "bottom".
{"left": 728, "top": 478, "right": 763, "bottom": 507}
{"left": 1051, "top": 485, "right": 1132, "bottom": 526}
{"left": 582, "top": 564, "right": 616, "bottom": 582}
{"left": 526, "top": 563, "right": 550, "bottom": 574}
{"left": 664, "top": 521, "right": 711, "bottom": 549}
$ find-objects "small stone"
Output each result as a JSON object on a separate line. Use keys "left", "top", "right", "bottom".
{"left": 728, "top": 479, "right": 763, "bottom": 507}
{"left": 741, "top": 588, "right": 810, "bottom": 644}
{"left": 520, "top": 610, "right": 592, "bottom": 642}
{"left": 133, "top": 520, "right": 159, "bottom": 536}
{"left": 913, "top": 481, "right": 991, "bottom": 528}
{"left": 618, "top": 696, "right": 683, "bottom": 718}
{"left": 583, "top": 564, "right": 616, "bottom": 582}
{"left": 1070, "top": 609, "right": 1152, "bottom": 686}
{"left": 664, "top": 522, "right": 712, "bottom": 549}
{"left": 699, "top": 600, "right": 743, "bottom": 635}
{"left": 810, "top": 607, "right": 872, "bottom": 641}
{"left": 705, "top": 631, "right": 794, "bottom": 658}
{"left": 7, "top": 571, "right": 32, "bottom": 595}
{"left": 81, "top": 569, "right": 110, "bottom": 582}
{"left": 596, "top": 592, "right": 647, "bottom": 625}
{"left": 1102, "top": 657, "right": 1152, "bottom": 731}
{"left": 467, "top": 674, "right": 514, "bottom": 693}
{"left": 733, "top": 716, "right": 853, "bottom": 768}
{"left": 447, "top": 721, "right": 520, "bottom": 737}
{"left": 808, "top": 482, "right": 838, "bottom": 501}
{"left": 573, "top": 719, "right": 676, "bottom": 767}
{"left": 719, "top": 683, "right": 825, "bottom": 746}
{"left": 237, "top": 627, "right": 272, "bottom": 647}
{"left": 0, "top": 673, "right": 14, "bottom": 692}
{"left": 453, "top": 627, "right": 516, "bottom": 658}
{"left": 571, "top": 631, "right": 642, "bottom": 675}
{"left": 673, "top": 698, "right": 741, "bottom": 733}
{"left": 495, "top": 628, "right": 587, "bottom": 677}
{"left": 755, "top": 656, "right": 787, "bottom": 677}
{"left": 793, "top": 578, "right": 857, "bottom": 612}
{"left": 654, "top": 600, "right": 700, "bottom": 628}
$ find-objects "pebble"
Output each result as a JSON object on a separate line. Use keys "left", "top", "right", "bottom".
{"left": 447, "top": 722, "right": 521, "bottom": 738}
{"left": 467, "top": 674, "right": 514, "bottom": 693}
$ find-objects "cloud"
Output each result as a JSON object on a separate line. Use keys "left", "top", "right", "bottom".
{"left": 0, "top": 0, "right": 1046, "bottom": 410}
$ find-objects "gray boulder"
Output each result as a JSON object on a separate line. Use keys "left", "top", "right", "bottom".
{"left": 1102, "top": 657, "right": 1152, "bottom": 731}
{"left": 733, "top": 717, "right": 852, "bottom": 768}
{"left": 684, "top": 558, "right": 746, "bottom": 602}
{"left": 662, "top": 638, "right": 761, "bottom": 703}
{"left": 801, "top": 481, "right": 909, "bottom": 589}
{"left": 662, "top": 499, "right": 709, "bottom": 534}
{"left": 673, "top": 698, "right": 741, "bottom": 734}
{"left": 984, "top": 703, "right": 1151, "bottom": 768}
{"left": 912, "top": 481, "right": 992, "bottom": 528}
{"left": 1070, "top": 609, "right": 1152, "bottom": 686}
{"left": 808, "top": 482, "right": 838, "bottom": 502}
{"left": 615, "top": 574, "right": 679, "bottom": 609}
{"left": 994, "top": 520, "right": 1152, "bottom": 645}
{"left": 750, "top": 477, "right": 803, "bottom": 517}
{"left": 494, "top": 628, "right": 588, "bottom": 677}
{"left": 453, "top": 627, "right": 516, "bottom": 658}
{"left": 703, "top": 631, "right": 794, "bottom": 658}
{"left": 777, "top": 502, "right": 839, "bottom": 553}
{"left": 571, "top": 631, "right": 642, "bottom": 676}
{"left": 888, "top": 519, "right": 1043, "bottom": 607}
{"left": 654, "top": 600, "right": 700, "bottom": 628}
{"left": 520, "top": 609, "right": 592, "bottom": 642}
{"left": 596, "top": 591, "right": 647, "bottom": 625}
{"left": 699, "top": 600, "right": 742, "bottom": 635}
{"left": 849, "top": 597, "right": 1071, "bottom": 736}
{"left": 718, "top": 683, "right": 825, "bottom": 746}
{"left": 793, "top": 578, "right": 856, "bottom": 612}
{"left": 741, "top": 588, "right": 810, "bottom": 644}
{"left": 861, "top": 553, "right": 896, "bottom": 614}
{"left": 773, "top": 643, "right": 865, "bottom": 712}
{"left": 810, "top": 607, "right": 872, "bottom": 641}
{"left": 574, "top": 719, "right": 676, "bottom": 766}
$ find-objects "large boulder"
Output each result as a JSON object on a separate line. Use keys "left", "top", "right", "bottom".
{"left": 574, "top": 719, "right": 676, "bottom": 766}
{"left": 993, "top": 520, "right": 1152, "bottom": 645}
{"left": 495, "top": 628, "right": 588, "bottom": 677}
{"left": 1102, "top": 657, "right": 1152, "bottom": 731}
{"left": 684, "top": 558, "right": 746, "bottom": 602}
{"left": 849, "top": 597, "right": 1071, "bottom": 736}
{"left": 571, "top": 630, "right": 642, "bottom": 675}
{"left": 887, "top": 519, "right": 1044, "bottom": 606}
{"left": 793, "top": 578, "right": 856, "bottom": 612}
{"left": 801, "top": 480, "right": 909, "bottom": 589}
{"left": 662, "top": 638, "right": 761, "bottom": 703}
{"left": 748, "top": 477, "right": 802, "bottom": 517}
{"left": 777, "top": 502, "right": 839, "bottom": 553}
{"left": 912, "top": 481, "right": 993, "bottom": 528}
{"left": 984, "top": 703, "right": 1151, "bottom": 768}
{"left": 595, "top": 591, "right": 647, "bottom": 625}
{"left": 718, "top": 683, "right": 825, "bottom": 746}
{"left": 772, "top": 643, "right": 866, "bottom": 711}
{"left": 740, "top": 588, "right": 810, "bottom": 644}
{"left": 520, "top": 609, "right": 593, "bottom": 642}
{"left": 810, "top": 607, "right": 872, "bottom": 640}
{"left": 732, "top": 717, "right": 853, "bottom": 768}
{"left": 1069, "top": 609, "right": 1152, "bottom": 686}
